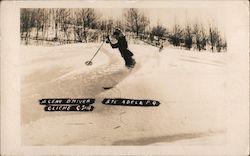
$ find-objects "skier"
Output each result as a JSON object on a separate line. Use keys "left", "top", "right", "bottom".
{"left": 159, "top": 41, "right": 164, "bottom": 52}
{"left": 106, "top": 28, "right": 136, "bottom": 69}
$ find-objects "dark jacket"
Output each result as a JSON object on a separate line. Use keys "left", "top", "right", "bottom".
{"left": 110, "top": 36, "right": 134, "bottom": 58}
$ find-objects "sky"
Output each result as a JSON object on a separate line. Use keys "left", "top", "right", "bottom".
{"left": 95, "top": 8, "right": 227, "bottom": 33}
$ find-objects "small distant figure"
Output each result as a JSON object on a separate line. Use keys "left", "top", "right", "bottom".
{"left": 159, "top": 42, "right": 164, "bottom": 52}
{"left": 106, "top": 28, "right": 136, "bottom": 69}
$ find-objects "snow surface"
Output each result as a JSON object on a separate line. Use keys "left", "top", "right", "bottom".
{"left": 21, "top": 43, "right": 228, "bottom": 145}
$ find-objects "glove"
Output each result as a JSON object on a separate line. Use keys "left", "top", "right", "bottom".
{"left": 106, "top": 35, "right": 110, "bottom": 40}
{"left": 105, "top": 35, "right": 110, "bottom": 43}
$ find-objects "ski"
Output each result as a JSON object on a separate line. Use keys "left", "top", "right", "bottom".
{"left": 102, "top": 87, "right": 114, "bottom": 90}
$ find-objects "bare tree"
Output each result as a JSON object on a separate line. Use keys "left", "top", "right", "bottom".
{"left": 151, "top": 24, "right": 166, "bottom": 38}
{"left": 208, "top": 25, "right": 220, "bottom": 52}
{"left": 40, "top": 9, "right": 49, "bottom": 41}
{"left": 222, "top": 39, "right": 227, "bottom": 52}
{"left": 114, "top": 19, "right": 126, "bottom": 32}
{"left": 183, "top": 24, "right": 193, "bottom": 50}
{"left": 95, "top": 18, "right": 117, "bottom": 42}
{"left": 33, "top": 9, "right": 42, "bottom": 40}
{"left": 21, "top": 9, "right": 31, "bottom": 40}
{"left": 169, "top": 24, "right": 183, "bottom": 47}
{"left": 200, "top": 25, "right": 207, "bottom": 51}
{"left": 52, "top": 9, "right": 60, "bottom": 40}
{"left": 124, "top": 8, "right": 149, "bottom": 37}
{"left": 74, "top": 8, "right": 98, "bottom": 43}
{"left": 59, "top": 9, "right": 71, "bottom": 43}
{"left": 216, "top": 35, "right": 227, "bottom": 52}
{"left": 192, "top": 23, "right": 206, "bottom": 51}
{"left": 150, "top": 24, "right": 167, "bottom": 46}
{"left": 31, "top": 8, "right": 50, "bottom": 44}
{"left": 20, "top": 9, "right": 36, "bottom": 44}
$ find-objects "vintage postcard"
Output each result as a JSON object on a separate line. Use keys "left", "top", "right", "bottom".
{"left": 1, "top": 0, "right": 249, "bottom": 155}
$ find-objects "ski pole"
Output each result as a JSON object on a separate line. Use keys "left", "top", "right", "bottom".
{"left": 85, "top": 41, "right": 105, "bottom": 66}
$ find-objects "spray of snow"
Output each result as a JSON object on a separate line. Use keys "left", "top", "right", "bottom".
{"left": 21, "top": 43, "right": 228, "bottom": 145}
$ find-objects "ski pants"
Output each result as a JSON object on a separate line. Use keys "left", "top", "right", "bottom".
{"left": 122, "top": 55, "right": 136, "bottom": 67}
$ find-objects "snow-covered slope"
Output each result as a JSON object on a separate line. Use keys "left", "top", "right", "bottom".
{"left": 21, "top": 43, "right": 228, "bottom": 145}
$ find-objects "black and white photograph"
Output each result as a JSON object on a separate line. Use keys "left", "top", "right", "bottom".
{"left": 1, "top": 1, "right": 249, "bottom": 155}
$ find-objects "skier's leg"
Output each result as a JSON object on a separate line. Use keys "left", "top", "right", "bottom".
{"left": 124, "top": 56, "right": 136, "bottom": 68}
{"left": 132, "top": 57, "right": 136, "bottom": 66}
{"left": 129, "top": 57, "right": 136, "bottom": 68}
{"left": 121, "top": 55, "right": 128, "bottom": 66}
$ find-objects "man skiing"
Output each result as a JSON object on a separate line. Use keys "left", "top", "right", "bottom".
{"left": 106, "top": 28, "right": 136, "bottom": 69}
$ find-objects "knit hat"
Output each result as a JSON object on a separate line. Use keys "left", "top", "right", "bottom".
{"left": 113, "top": 28, "right": 124, "bottom": 37}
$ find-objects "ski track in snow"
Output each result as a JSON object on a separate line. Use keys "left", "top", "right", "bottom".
{"left": 21, "top": 44, "right": 140, "bottom": 124}
{"left": 21, "top": 44, "right": 227, "bottom": 145}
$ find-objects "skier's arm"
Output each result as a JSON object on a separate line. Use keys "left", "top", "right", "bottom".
{"left": 110, "top": 42, "right": 119, "bottom": 48}
{"left": 106, "top": 35, "right": 119, "bottom": 48}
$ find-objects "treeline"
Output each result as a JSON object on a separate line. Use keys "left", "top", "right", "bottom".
{"left": 21, "top": 8, "right": 107, "bottom": 45}
{"left": 21, "top": 8, "right": 226, "bottom": 52}
{"left": 149, "top": 23, "right": 227, "bottom": 52}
